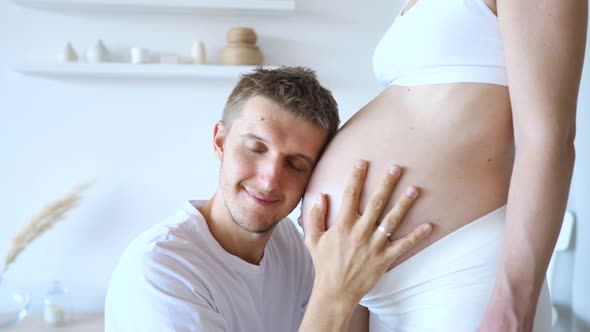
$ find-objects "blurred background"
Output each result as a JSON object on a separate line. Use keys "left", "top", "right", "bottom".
{"left": 0, "top": 0, "right": 588, "bottom": 330}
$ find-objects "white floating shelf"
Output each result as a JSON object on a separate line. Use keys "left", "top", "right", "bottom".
{"left": 10, "top": 0, "right": 295, "bottom": 14}
{"left": 12, "top": 62, "right": 272, "bottom": 80}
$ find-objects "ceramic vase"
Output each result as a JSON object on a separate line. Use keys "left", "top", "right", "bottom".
{"left": 191, "top": 41, "right": 206, "bottom": 65}
{"left": 59, "top": 42, "right": 78, "bottom": 62}
{"left": 86, "top": 40, "right": 109, "bottom": 63}
{"left": 220, "top": 27, "right": 263, "bottom": 66}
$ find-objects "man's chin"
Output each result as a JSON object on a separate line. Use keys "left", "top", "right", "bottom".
{"left": 235, "top": 216, "right": 282, "bottom": 234}
{"left": 238, "top": 223, "right": 277, "bottom": 234}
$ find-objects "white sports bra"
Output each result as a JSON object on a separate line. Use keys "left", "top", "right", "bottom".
{"left": 373, "top": 0, "right": 507, "bottom": 87}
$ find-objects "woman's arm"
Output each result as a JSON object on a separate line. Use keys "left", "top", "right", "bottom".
{"left": 479, "top": 1, "right": 587, "bottom": 331}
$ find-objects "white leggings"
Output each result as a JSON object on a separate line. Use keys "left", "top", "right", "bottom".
{"left": 360, "top": 205, "right": 552, "bottom": 332}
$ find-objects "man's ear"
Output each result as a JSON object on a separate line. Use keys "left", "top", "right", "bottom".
{"left": 213, "top": 121, "right": 226, "bottom": 161}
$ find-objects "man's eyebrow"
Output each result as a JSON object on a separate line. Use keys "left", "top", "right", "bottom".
{"left": 241, "top": 133, "right": 266, "bottom": 142}
{"left": 241, "top": 133, "right": 315, "bottom": 166}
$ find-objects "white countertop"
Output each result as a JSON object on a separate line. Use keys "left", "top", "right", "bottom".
{"left": 1, "top": 313, "right": 103, "bottom": 332}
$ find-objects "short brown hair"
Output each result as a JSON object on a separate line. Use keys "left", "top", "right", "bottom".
{"left": 222, "top": 66, "right": 340, "bottom": 142}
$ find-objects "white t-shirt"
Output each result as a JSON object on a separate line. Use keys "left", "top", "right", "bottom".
{"left": 105, "top": 200, "right": 314, "bottom": 332}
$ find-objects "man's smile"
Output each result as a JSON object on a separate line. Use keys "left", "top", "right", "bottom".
{"left": 244, "top": 188, "right": 280, "bottom": 206}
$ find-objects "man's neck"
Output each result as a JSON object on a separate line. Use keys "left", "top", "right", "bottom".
{"left": 197, "top": 194, "right": 273, "bottom": 265}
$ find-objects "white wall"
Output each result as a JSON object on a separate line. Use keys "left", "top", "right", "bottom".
{"left": 0, "top": 0, "right": 390, "bottom": 314}
{"left": 0, "top": 0, "right": 588, "bottom": 329}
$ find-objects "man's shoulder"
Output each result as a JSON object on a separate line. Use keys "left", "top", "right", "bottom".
{"left": 122, "top": 211, "right": 194, "bottom": 253}
{"left": 109, "top": 213, "right": 227, "bottom": 302}
{"left": 116, "top": 203, "right": 218, "bottom": 273}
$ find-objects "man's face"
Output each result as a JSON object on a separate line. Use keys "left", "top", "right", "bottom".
{"left": 214, "top": 95, "right": 328, "bottom": 234}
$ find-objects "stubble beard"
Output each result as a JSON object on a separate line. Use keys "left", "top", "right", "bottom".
{"left": 223, "top": 197, "right": 281, "bottom": 234}
{"left": 220, "top": 175, "right": 282, "bottom": 234}
{"left": 218, "top": 160, "right": 288, "bottom": 234}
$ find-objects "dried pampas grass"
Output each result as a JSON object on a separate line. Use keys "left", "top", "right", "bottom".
{"left": 2, "top": 181, "right": 94, "bottom": 274}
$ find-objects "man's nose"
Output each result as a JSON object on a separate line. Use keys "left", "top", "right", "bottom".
{"left": 258, "top": 157, "right": 282, "bottom": 191}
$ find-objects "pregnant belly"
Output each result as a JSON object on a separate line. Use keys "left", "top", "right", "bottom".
{"left": 301, "top": 84, "right": 514, "bottom": 266}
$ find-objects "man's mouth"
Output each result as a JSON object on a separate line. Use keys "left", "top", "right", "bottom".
{"left": 245, "top": 189, "right": 279, "bottom": 206}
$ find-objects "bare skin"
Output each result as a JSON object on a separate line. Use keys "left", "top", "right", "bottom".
{"left": 303, "top": 83, "right": 513, "bottom": 268}
{"left": 199, "top": 95, "right": 433, "bottom": 331}
{"left": 304, "top": 83, "right": 514, "bottom": 331}
{"left": 302, "top": 0, "right": 587, "bottom": 330}
{"left": 299, "top": 161, "right": 432, "bottom": 331}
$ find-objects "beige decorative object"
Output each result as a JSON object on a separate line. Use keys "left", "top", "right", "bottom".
{"left": 60, "top": 43, "right": 78, "bottom": 63}
{"left": 220, "top": 27, "right": 263, "bottom": 66}
{"left": 2, "top": 181, "right": 94, "bottom": 274}
{"left": 191, "top": 41, "right": 206, "bottom": 64}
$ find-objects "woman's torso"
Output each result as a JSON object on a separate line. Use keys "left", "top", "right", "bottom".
{"left": 301, "top": 0, "right": 509, "bottom": 268}
{"left": 302, "top": 83, "right": 514, "bottom": 267}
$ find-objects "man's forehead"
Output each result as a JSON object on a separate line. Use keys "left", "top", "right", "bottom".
{"left": 239, "top": 98, "right": 286, "bottom": 121}
{"left": 236, "top": 100, "right": 305, "bottom": 134}
{"left": 232, "top": 96, "right": 328, "bottom": 151}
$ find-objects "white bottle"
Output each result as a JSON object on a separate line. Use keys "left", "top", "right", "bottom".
{"left": 191, "top": 41, "right": 206, "bottom": 64}
{"left": 86, "top": 39, "right": 109, "bottom": 63}
{"left": 60, "top": 42, "right": 78, "bottom": 62}
{"left": 130, "top": 47, "right": 150, "bottom": 64}
{"left": 43, "top": 281, "right": 69, "bottom": 326}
